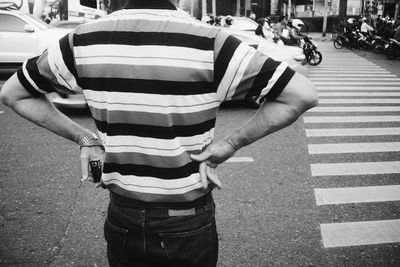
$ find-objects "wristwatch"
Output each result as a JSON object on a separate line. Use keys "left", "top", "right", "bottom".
{"left": 78, "top": 132, "right": 103, "bottom": 149}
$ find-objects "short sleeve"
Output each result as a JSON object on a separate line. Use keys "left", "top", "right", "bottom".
{"left": 16, "top": 32, "right": 81, "bottom": 97}
{"left": 214, "top": 30, "right": 295, "bottom": 102}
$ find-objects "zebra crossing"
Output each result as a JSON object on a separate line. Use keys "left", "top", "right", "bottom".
{"left": 304, "top": 47, "right": 400, "bottom": 249}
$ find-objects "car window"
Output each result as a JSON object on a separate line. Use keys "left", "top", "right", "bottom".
{"left": 0, "top": 14, "right": 26, "bottom": 32}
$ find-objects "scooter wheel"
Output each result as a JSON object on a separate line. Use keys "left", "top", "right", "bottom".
{"left": 386, "top": 49, "right": 395, "bottom": 60}
{"left": 373, "top": 43, "right": 385, "bottom": 54}
{"left": 307, "top": 51, "right": 322, "bottom": 66}
{"left": 333, "top": 37, "right": 344, "bottom": 49}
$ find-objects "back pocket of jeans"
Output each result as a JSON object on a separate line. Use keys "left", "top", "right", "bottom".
{"left": 104, "top": 218, "right": 128, "bottom": 253}
{"left": 159, "top": 223, "right": 213, "bottom": 263}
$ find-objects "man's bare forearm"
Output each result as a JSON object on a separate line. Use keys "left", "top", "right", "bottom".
{"left": 225, "top": 72, "right": 318, "bottom": 151}
{"left": 0, "top": 73, "right": 91, "bottom": 144}
{"left": 226, "top": 100, "right": 301, "bottom": 150}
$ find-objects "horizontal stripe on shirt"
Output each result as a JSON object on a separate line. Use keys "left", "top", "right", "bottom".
{"left": 104, "top": 160, "right": 199, "bottom": 179}
{"left": 103, "top": 171, "right": 202, "bottom": 191}
{"left": 73, "top": 31, "right": 214, "bottom": 50}
{"left": 105, "top": 151, "right": 192, "bottom": 168}
{"left": 76, "top": 61, "right": 213, "bottom": 82}
{"left": 89, "top": 106, "right": 219, "bottom": 127}
{"left": 79, "top": 78, "right": 215, "bottom": 95}
{"left": 94, "top": 118, "right": 216, "bottom": 138}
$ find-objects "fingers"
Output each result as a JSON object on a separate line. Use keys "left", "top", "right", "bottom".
{"left": 206, "top": 166, "right": 222, "bottom": 189}
{"left": 199, "top": 161, "right": 208, "bottom": 189}
{"left": 190, "top": 150, "right": 211, "bottom": 162}
{"left": 80, "top": 154, "right": 89, "bottom": 182}
{"left": 198, "top": 162, "right": 222, "bottom": 190}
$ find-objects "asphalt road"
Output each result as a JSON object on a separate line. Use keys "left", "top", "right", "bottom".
{"left": 0, "top": 37, "right": 399, "bottom": 267}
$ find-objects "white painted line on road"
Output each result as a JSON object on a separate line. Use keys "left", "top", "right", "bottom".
{"left": 311, "top": 161, "right": 400, "bottom": 176}
{"left": 311, "top": 78, "right": 400, "bottom": 81}
{"left": 320, "top": 219, "right": 400, "bottom": 248}
{"left": 308, "top": 106, "right": 400, "bottom": 112}
{"left": 304, "top": 116, "right": 400, "bottom": 123}
{"left": 318, "top": 62, "right": 378, "bottom": 66}
{"left": 315, "top": 185, "right": 400, "bottom": 205}
{"left": 313, "top": 66, "right": 383, "bottom": 69}
{"left": 308, "top": 142, "right": 400, "bottom": 154}
{"left": 318, "top": 98, "right": 400, "bottom": 104}
{"left": 226, "top": 157, "right": 254, "bottom": 163}
{"left": 308, "top": 71, "right": 391, "bottom": 74}
{"left": 317, "top": 92, "right": 400, "bottom": 97}
{"left": 316, "top": 86, "right": 400, "bottom": 91}
{"left": 309, "top": 74, "right": 396, "bottom": 77}
{"left": 305, "top": 127, "right": 400, "bottom": 137}
{"left": 313, "top": 82, "right": 400, "bottom": 86}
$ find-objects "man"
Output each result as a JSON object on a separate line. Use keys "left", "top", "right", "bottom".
{"left": 360, "top": 17, "right": 374, "bottom": 36}
{"left": 273, "top": 15, "right": 290, "bottom": 45}
{"left": 0, "top": 0, "right": 318, "bottom": 266}
{"left": 287, "top": 18, "right": 305, "bottom": 46}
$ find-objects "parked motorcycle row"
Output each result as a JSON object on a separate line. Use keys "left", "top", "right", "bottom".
{"left": 333, "top": 30, "right": 400, "bottom": 60}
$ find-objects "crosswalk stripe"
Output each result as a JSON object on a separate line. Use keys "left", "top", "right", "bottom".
{"left": 309, "top": 70, "right": 391, "bottom": 74}
{"left": 316, "top": 86, "right": 400, "bottom": 91}
{"left": 311, "top": 78, "right": 400, "bottom": 81}
{"left": 309, "top": 74, "right": 397, "bottom": 77}
{"left": 226, "top": 157, "right": 254, "bottom": 163}
{"left": 317, "top": 92, "right": 400, "bottom": 96}
{"left": 320, "top": 219, "right": 400, "bottom": 248}
{"left": 314, "top": 185, "right": 400, "bottom": 205}
{"left": 318, "top": 99, "right": 400, "bottom": 104}
{"left": 313, "top": 82, "right": 400, "bottom": 85}
{"left": 311, "top": 161, "right": 400, "bottom": 176}
{"left": 305, "top": 127, "right": 400, "bottom": 136}
{"left": 304, "top": 116, "right": 400, "bottom": 123}
{"left": 308, "top": 106, "right": 400, "bottom": 112}
{"left": 308, "top": 142, "right": 400, "bottom": 154}
{"left": 313, "top": 66, "right": 383, "bottom": 69}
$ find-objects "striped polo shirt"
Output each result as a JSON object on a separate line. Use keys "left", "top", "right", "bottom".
{"left": 17, "top": 7, "right": 295, "bottom": 203}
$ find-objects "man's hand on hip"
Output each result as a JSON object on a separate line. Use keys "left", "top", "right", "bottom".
{"left": 190, "top": 140, "right": 237, "bottom": 189}
{"left": 80, "top": 145, "right": 105, "bottom": 187}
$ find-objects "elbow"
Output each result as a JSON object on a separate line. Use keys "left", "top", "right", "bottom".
{"left": 0, "top": 89, "right": 12, "bottom": 107}
{"left": 297, "top": 79, "right": 319, "bottom": 113}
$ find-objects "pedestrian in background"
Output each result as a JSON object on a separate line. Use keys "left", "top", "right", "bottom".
{"left": 0, "top": 0, "right": 318, "bottom": 266}
{"left": 255, "top": 17, "right": 267, "bottom": 38}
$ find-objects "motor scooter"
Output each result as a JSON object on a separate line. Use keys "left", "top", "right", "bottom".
{"left": 300, "top": 34, "right": 322, "bottom": 65}
{"left": 372, "top": 35, "right": 389, "bottom": 54}
{"left": 386, "top": 38, "right": 400, "bottom": 59}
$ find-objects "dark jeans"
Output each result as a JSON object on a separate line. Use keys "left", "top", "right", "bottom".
{"left": 104, "top": 192, "right": 218, "bottom": 267}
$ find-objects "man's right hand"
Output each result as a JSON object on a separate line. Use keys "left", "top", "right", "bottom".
{"left": 190, "top": 140, "right": 237, "bottom": 189}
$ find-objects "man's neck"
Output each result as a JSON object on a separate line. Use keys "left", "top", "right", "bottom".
{"left": 123, "top": 0, "right": 176, "bottom": 10}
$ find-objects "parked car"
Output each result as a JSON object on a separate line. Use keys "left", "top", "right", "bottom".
{"left": 0, "top": 9, "right": 86, "bottom": 108}
{"left": 0, "top": 10, "right": 71, "bottom": 70}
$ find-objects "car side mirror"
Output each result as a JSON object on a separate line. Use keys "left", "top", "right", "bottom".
{"left": 24, "top": 25, "right": 35, "bottom": 33}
